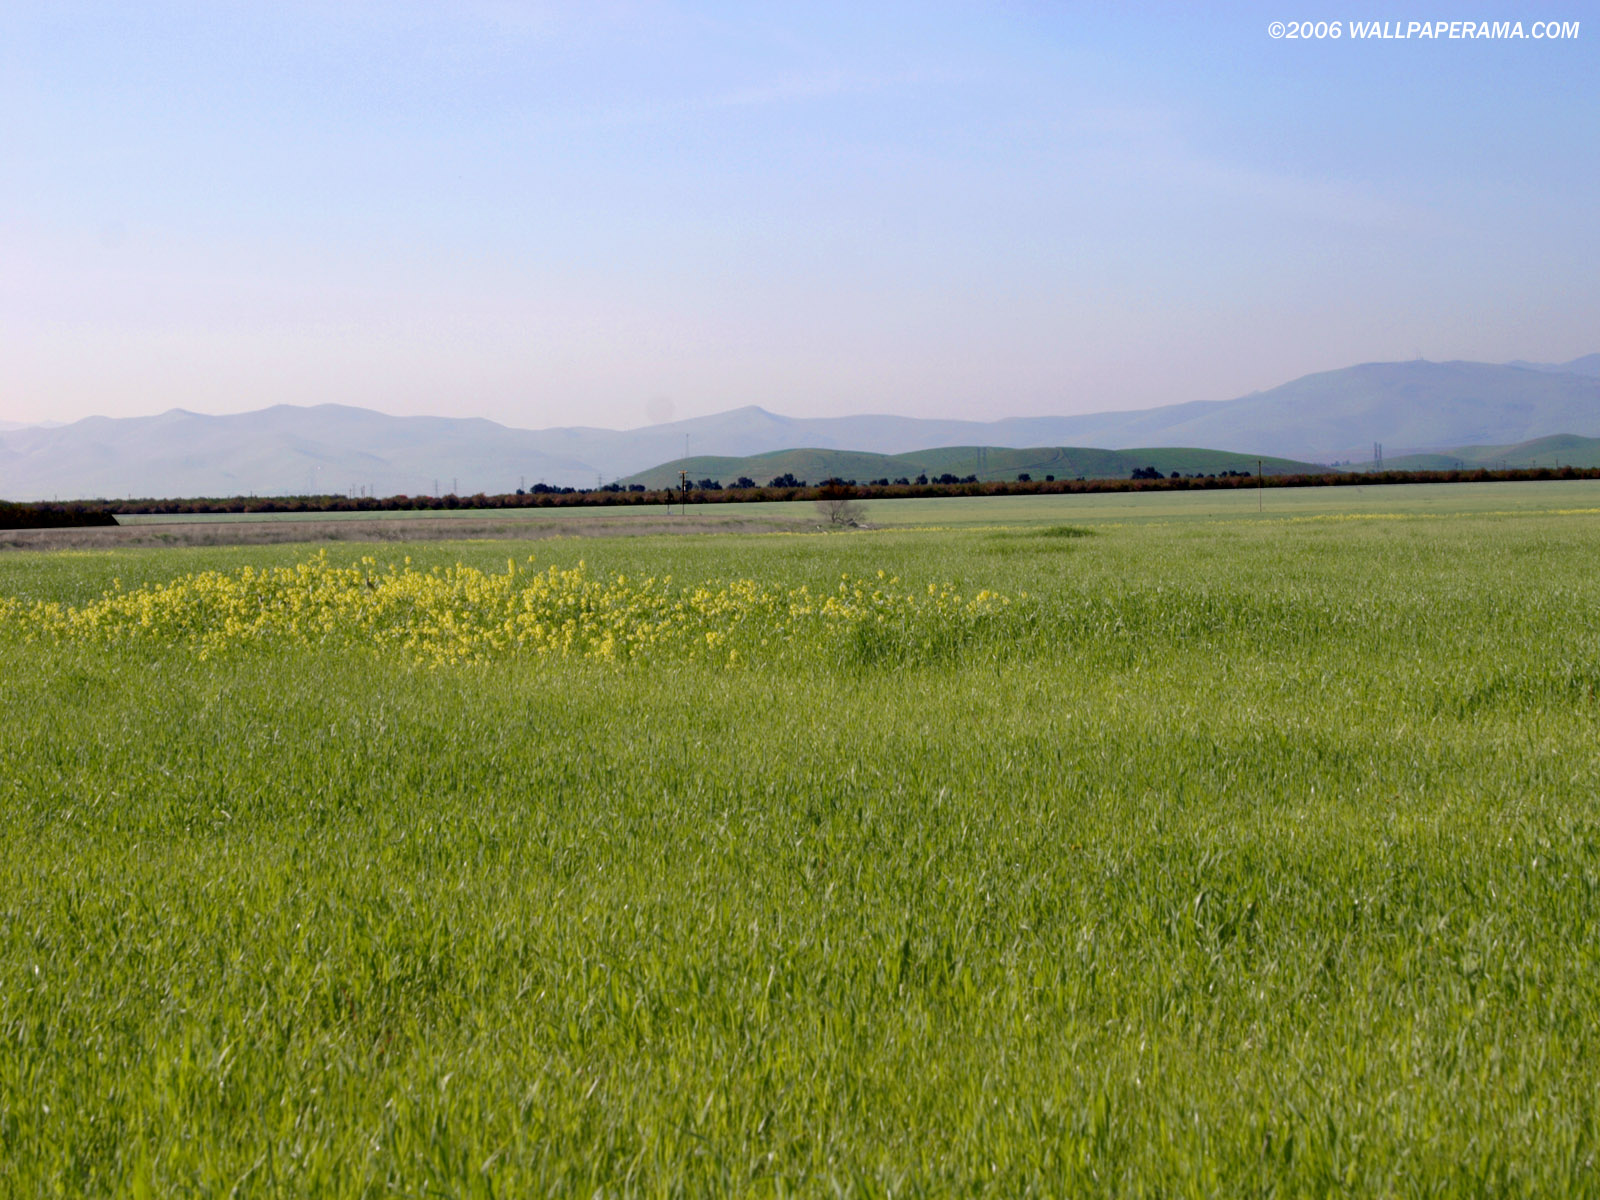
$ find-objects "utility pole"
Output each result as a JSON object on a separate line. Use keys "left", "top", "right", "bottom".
{"left": 1257, "top": 458, "right": 1263, "bottom": 513}
{"left": 680, "top": 469, "right": 688, "bottom": 516}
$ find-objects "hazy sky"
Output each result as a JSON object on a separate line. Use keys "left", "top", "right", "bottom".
{"left": 3, "top": 2, "right": 1595, "bottom": 429}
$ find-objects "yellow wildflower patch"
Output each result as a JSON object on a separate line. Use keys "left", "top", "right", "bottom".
{"left": 0, "top": 551, "right": 1016, "bottom": 668}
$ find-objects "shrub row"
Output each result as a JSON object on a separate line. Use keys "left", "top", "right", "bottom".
{"left": 0, "top": 501, "right": 119, "bottom": 529}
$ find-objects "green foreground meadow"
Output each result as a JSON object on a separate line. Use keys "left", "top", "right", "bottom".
{"left": 3, "top": 483, "right": 1600, "bottom": 1196}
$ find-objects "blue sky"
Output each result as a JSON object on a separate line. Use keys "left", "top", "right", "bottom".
{"left": 3, "top": 2, "right": 1594, "bottom": 428}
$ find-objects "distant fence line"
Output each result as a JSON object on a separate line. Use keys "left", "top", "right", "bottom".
{"left": 3, "top": 465, "right": 1598, "bottom": 522}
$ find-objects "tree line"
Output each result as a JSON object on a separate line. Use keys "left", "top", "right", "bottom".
{"left": 2, "top": 464, "right": 1597, "bottom": 523}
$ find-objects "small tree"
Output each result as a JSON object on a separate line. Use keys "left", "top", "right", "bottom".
{"left": 815, "top": 482, "right": 865, "bottom": 527}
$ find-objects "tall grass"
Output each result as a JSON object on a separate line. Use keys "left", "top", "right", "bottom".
{"left": 2, "top": 502, "right": 1599, "bottom": 1194}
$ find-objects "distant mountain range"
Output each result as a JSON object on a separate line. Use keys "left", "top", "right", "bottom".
{"left": 1, "top": 355, "right": 1595, "bottom": 501}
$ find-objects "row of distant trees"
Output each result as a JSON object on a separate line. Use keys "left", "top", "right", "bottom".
{"left": 0, "top": 502, "right": 118, "bottom": 529}
{"left": 3, "top": 464, "right": 1596, "bottom": 522}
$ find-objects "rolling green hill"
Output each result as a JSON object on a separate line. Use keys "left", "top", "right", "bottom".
{"left": 621, "top": 445, "right": 1329, "bottom": 489}
{"left": 1377, "top": 433, "right": 1600, "bottom": 472}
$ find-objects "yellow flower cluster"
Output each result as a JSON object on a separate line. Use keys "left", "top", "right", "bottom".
{"left": 0, "top": 553, "right": 1015, "bottom": 668}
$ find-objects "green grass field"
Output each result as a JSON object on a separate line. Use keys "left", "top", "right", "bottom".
{"left": 112, "top": 476, "right": 1600, "bottom": 529}
{"left": 3, "top": 482, "right": 1599, "bottom": 1195}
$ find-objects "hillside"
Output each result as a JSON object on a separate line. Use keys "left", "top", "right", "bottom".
{"left": 1062, "top": 359, "right": 1600, "bottom": 462}
{"left": 1379, "top": 433, "right": 1600, "bottom": 472}
{"left": 621, "top": 446, "right": 1327, "bottom": 490}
